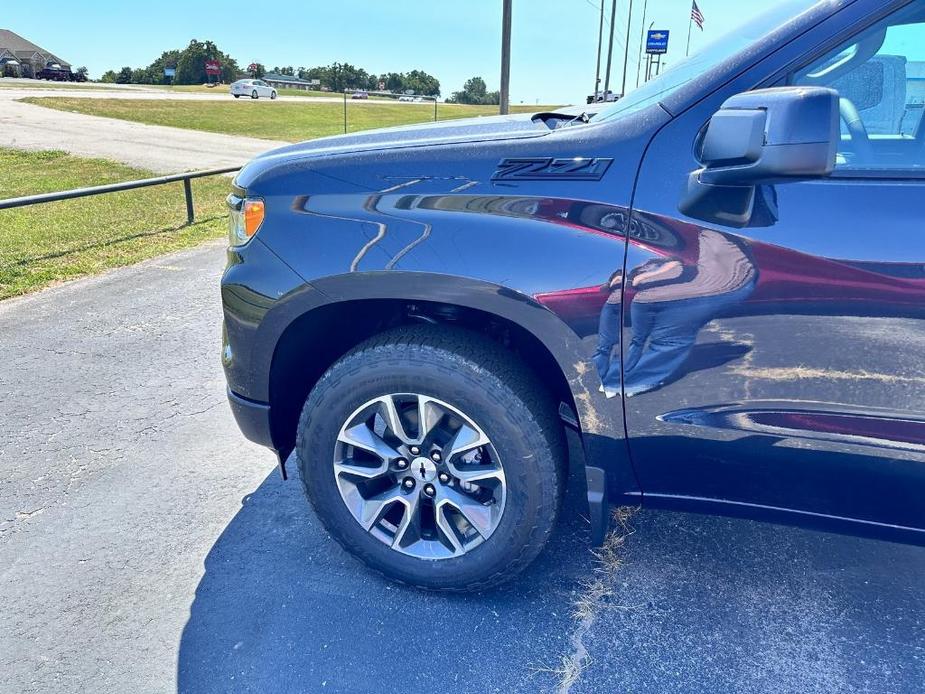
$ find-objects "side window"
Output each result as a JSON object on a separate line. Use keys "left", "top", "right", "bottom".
{"left": 790, "top": 1, "right": 925, "bottom": 172}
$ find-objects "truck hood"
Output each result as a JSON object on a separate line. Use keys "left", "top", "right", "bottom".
{"left": 251, "top": 111, "right": 552, "bottom": 164}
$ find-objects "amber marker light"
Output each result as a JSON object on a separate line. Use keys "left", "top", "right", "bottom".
{"left": 243, "top": 199, "right": 265, "bottom": 237}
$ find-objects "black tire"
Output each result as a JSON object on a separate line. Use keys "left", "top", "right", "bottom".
{"left": 270, "top": 90, "right": 277, "bottom": 100}
{"left": 251, "top": 89, "right": 258, "bottom": 99}
{"left": 233, "top": 94, "right": 240, "bottom": 98}
{"left": 296, "top": 326, "right": 565, "bottom": 591}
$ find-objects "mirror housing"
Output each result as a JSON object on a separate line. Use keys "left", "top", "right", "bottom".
{"left": 680, "top": 86, "right": 839, "bottom": 227}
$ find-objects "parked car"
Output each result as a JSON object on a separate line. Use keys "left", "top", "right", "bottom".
{"left": 351, "top": 90, "right": 369, "bottom": 100}
{"left": 222, "top": 0, "right": 925, "bottom": 590}
{"left": 230, "top": 79, "right": 276, "bottom": 100}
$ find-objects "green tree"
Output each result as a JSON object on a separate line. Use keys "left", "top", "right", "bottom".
{"left": 403, "top": 69, "right": 440, "bottom": 96}
{"left": 174, "top": 39, "right": 239, "bottom": 84}
{"left": 449, "top": 76, "right": 493, "bottom": 104}
{"left": 383, "top": 72, "right": 404, "bottom": 93}
{"left": 315, "top": 62, "right": 369, "bottom": 92}
{"left": 145, "top": 50, "right": 181, "bottom": 84}
{"left": 101, "top": 40, "right": 243, "bottom": 85}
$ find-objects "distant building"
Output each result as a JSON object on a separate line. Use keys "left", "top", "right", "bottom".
{"left": 260, "top": 72, "right": 321, "bottom": 91}
{"left": 0, "top": 29, "right": 71, "bottom": 78}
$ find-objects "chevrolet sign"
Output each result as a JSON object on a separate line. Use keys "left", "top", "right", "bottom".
{"left": 646, "top": 29, "right": 670, "bottom": 54}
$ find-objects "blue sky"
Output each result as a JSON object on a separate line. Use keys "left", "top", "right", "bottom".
{"left": 5, "top": 0, "right": 782, "bottom": 104}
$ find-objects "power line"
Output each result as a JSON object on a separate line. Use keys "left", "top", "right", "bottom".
{"left": 582, "top": 0, "right": 611, "bottom": 27}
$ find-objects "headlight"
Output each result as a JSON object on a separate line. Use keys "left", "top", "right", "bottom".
{"left": 227, "top": 193, "right": 265, "bottom": 246}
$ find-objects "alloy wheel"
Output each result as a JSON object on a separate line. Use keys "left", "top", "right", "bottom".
{"left": 332, "top": 393, "right": 506, "bottom": 559}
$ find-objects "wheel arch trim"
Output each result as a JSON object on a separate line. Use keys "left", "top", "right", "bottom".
{"left": 258, "top": 271, "right": 639, "bottom": 541}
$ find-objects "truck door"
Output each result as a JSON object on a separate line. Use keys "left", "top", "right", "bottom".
{"left": 624, "top": 0, "right": 925, "bottom": 539}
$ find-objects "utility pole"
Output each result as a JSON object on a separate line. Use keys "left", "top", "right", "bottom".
{"left": 620, "top": 0, "right": 634, "bottom": 97}
{"left": 593, "top": 0, "right": 605, "bottom": 100}
{"left": 603, "top": 0, "right": 617, "bottom": 99}
{"left": 500, "top": 0, "right": 512, "bottom": 115}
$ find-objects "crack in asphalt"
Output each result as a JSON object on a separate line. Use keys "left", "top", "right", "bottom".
{"left": 554, "top": 507, "right": 638, "bottom": 693}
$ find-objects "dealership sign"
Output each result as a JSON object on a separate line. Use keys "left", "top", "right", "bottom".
{"left": 205, "top": 59, "right": 222, "bottom": 75}
{"left": 645, "top": 30, "right": 670, "bottom": 54}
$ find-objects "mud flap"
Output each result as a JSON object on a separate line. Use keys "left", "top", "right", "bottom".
{"left": 584, "top": 465, "right": 609, "bottom": 545}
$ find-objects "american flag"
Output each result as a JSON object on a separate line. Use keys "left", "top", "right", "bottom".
{"left": 691, "top": 0, "right": 705, "bottom": 30}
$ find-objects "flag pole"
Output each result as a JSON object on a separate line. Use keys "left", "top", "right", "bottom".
{"left": 686, "top": 14, "right": 693, "bottom": 57}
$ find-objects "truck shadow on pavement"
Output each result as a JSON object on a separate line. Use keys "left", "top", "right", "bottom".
{"left": 176, "top": 454, "right": 595, "bottom": 694}
{"left": 178, "top": 451, "right": 925, "bottom": 694}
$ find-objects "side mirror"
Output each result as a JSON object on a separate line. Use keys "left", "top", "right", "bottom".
{"left": 680, "top": 86, "right": 839, "bottom": 227}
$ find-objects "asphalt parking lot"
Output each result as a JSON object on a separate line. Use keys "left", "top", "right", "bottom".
{"left": 1, "top": 241, "right": 923, "bottom": 693}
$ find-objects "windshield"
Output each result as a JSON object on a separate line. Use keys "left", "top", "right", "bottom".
{"left": 595, "top": 0, "right": 825, "bottom": 121}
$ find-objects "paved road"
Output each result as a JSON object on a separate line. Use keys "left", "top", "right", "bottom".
{"left": 0, "top": 83, "right": 427, "bottom": 173}
{"left": 1, "top": 242, "right": 923, "bottom": 693}
{"left": 0, "top": 85, "right": 347, "bottom": 103}
{"left": 0, "top": 87, "right": 289, "bottom": 172}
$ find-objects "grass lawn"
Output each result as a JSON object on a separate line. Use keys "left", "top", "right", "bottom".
{"left": 20, "top": 97, "right": 556, "bottom": 142}
{"left": 0, "top": 148, "right": 229, "bottom": 299}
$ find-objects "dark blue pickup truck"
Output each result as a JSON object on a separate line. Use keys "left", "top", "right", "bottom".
{"left": 222, "top": 0, "right": 925, "bottom": 590}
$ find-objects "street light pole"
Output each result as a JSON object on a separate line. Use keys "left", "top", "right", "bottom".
{"left": 593, "top": 0, "right": 605, "bottom": 100}
{"left": 620, "top": 0, "right": 634, "bottom": 98}
{"left": 603, "top": 0, "right": 617, "bottom": 98}
{"left": 500, "top": 0, "right": 512, "bottom": 115}
{"left": 635, "top": 0, "right": 649, "bottom": 87}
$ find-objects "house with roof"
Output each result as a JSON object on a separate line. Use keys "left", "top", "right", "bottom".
{"left": 260, "top": 72, "right": 321, "bottom": 91}
{"left": 0, "top": 29, "right": 71, "bottom": 78}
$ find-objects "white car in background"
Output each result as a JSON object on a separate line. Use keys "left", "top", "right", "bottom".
{"left": 230, "top": 79, "right": 277, "bottom": 100}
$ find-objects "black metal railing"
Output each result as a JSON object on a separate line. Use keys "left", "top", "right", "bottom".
{"left": 0, "top": 166, "right": 241, "bottom": 224}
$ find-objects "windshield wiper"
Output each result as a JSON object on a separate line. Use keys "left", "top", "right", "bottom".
{"left": 557, "top": 111, "right": 593, "bottom": 128}
{"left": 532, "top": 111, "right": 594, "bottom": 130}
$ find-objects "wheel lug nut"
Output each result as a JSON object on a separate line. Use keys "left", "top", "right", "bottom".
{"left": 423, "top": 483, "right": 436, "bottom": 497}
{"left": 438, "top": 472, "right": 450, "bottom": 484}
{"left": 403, "top": 478, "right": 415, "bottom": 490}
{"left": 431, "top": 451, "right": 441, "bottom": 462}
{"left": 410, "top": 446, "right": 420, "bottom": 455}
{"left": 396, "top": 458, "right": 408, "bottom": 469}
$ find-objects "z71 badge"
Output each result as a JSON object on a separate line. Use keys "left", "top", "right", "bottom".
{"left": 491, "top": 157, "right": 613, "bottom": 181}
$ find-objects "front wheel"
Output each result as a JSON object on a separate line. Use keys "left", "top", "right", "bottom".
{"left": 296, "top": 327, "right": 565, "bottom": 591}
{"left": 233, "top": 94, "right": 240, "bottom": 98}
{"left": 251, "top": 89, "right": 258, "bottom": 99}
{"left": 270, "top": 90, "right": 277, "bottom": 100}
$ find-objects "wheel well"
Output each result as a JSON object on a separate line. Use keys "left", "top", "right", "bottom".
{"left": 268, "top": 299, "right": 579, "bottom": 461}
